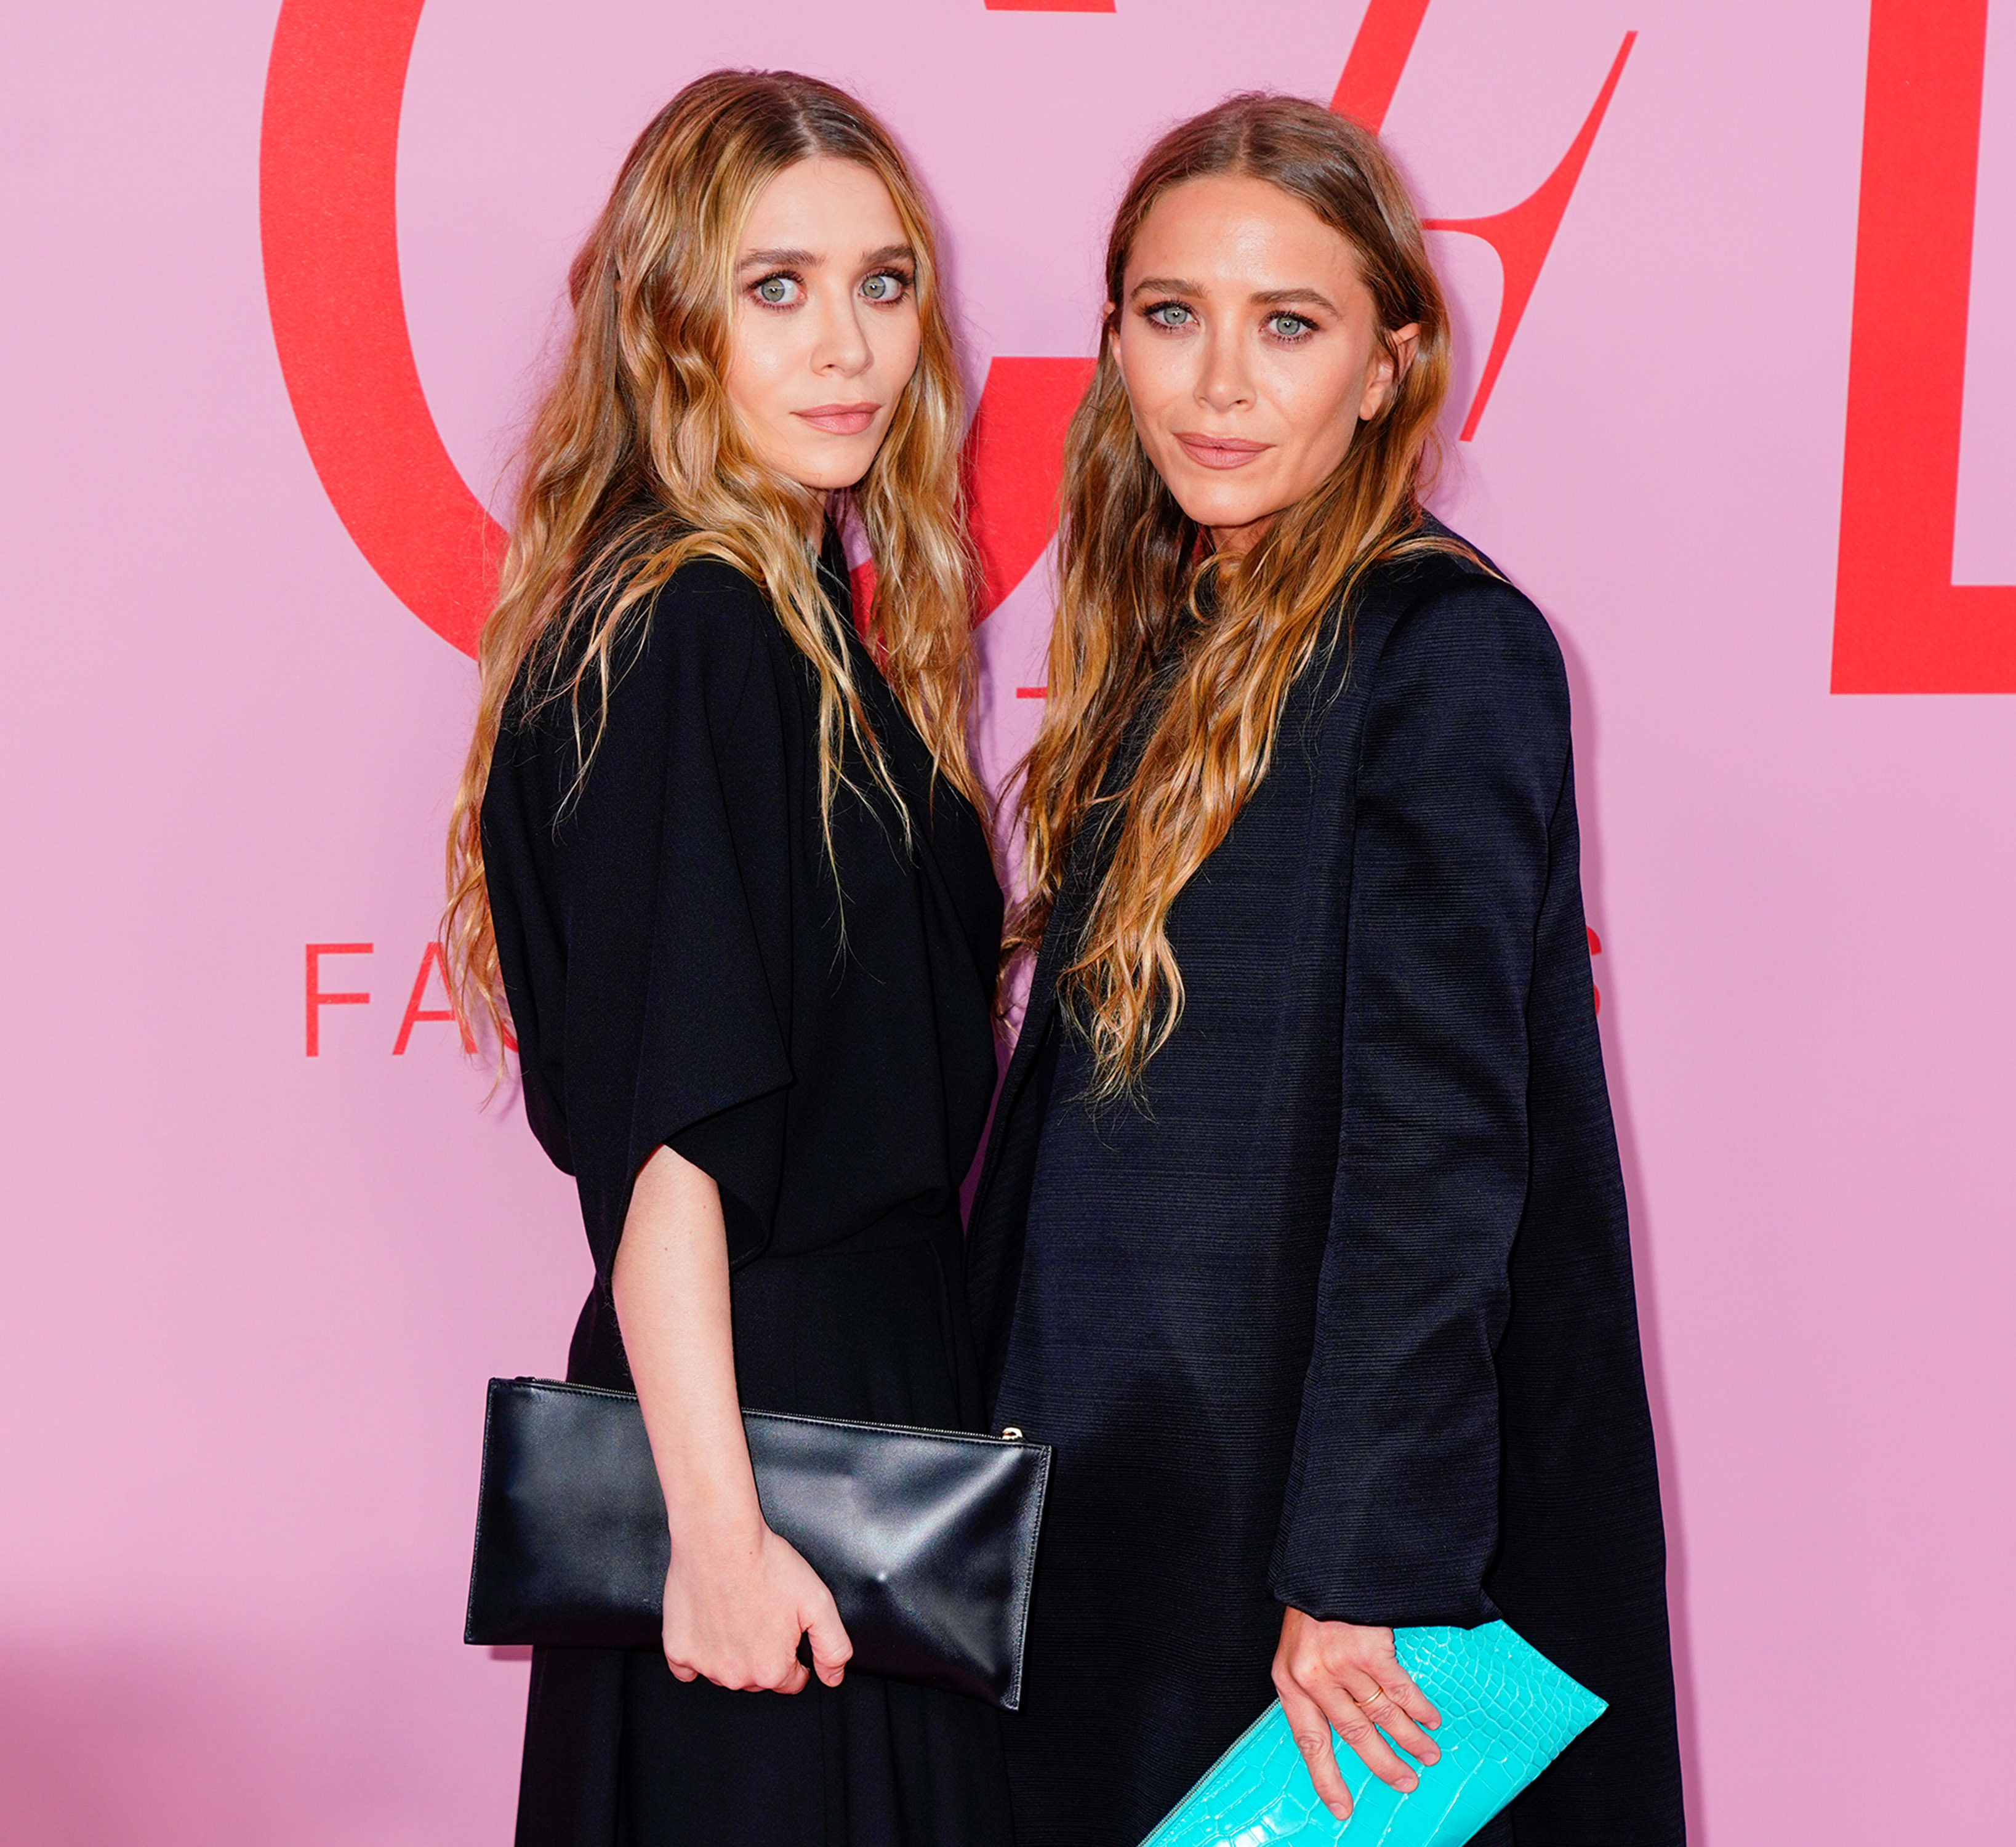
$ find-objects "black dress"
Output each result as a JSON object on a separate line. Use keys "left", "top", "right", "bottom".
{"left": 967, "top": 533, "right": 1684, "bottom": 1846}
{"left": 481, "top": 533, "right": 1014, "bottom": 1846}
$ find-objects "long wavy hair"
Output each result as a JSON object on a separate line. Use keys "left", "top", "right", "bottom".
{"left": 1013, "top": 94, "right": 1471, "bottom": 1100}
{"left": 444, "top": 71, "right": 980, "bottom": 1051}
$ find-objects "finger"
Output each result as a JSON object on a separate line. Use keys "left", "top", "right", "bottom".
{"left": 803, "top": 1598, "right": 854, "bottom": 1689}
{"left": 1353, "top": 1678, "right": 1440, "bottom": 1768}
{"left": 1317, "top": 1680, "right": 1420, "bottom": 1795}
{"left": 1378, "top": 1660, "right": 1442, "bottom": 1732}
{"left": 667, "top": 1660, "right": 698, "bottom": 1684}
{"left": 773, "top": 1654, "right": 811, "bottom": 1695}
{"left": 1277, "top": 1679, "right": 1353, "bottom": 1821}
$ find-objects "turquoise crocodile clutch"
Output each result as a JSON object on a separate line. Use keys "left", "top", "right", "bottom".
{"left": 1140, "top": 1622, "right": 1605, "bottom": 1846}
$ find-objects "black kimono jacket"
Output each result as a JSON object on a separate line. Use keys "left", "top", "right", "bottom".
{"left": 482, "top": 539, "right": 1014, "bottom": 1846}
{"left": 967, "top": 534, "right": 1684, "bottom": 1845}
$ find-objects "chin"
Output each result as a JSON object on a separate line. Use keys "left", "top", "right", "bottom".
{"left": 785, "top": 446, "right": 877, "bottom": 496}
{"left": 1152, "top": 462, "right": 1266, "bottom": 534}
{"left": 1169, "top": 485, "right": 1268, "bottom": 532}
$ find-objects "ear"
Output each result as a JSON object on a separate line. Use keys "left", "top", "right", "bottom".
{"left": 1360, "top": 321, "right": 1421, "bottom": 421}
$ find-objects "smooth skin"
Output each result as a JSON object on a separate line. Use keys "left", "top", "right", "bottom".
{"left": 611, "top": 156, "right": 923, "bottom": 1698}
{"left": 723, "top": 156, "right": 923, "bottom": 501}
{"left": 1112, "top": 172, "right": 1418, "bottom": 558}
{"left": 1110, "top": 173, "right": 1439, "bottom": 1819}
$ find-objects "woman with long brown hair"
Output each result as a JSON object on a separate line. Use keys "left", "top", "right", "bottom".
{"left": 446, "top": 72, "right": 1011, "bottom": 1845}
{"left": 966, "top": 95, "right": 1682, "bottom": 1843}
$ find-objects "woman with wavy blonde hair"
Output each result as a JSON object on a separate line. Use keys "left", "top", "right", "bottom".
{"left": 446, "top": 71, "right": 1011, "bottom": 1846}
{"left": 966, "top": 94, "right": 1681, "bottom": 1844}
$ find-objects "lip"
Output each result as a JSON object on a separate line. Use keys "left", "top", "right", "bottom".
{"left": 1174, "top": 432, "right": 1271, "bottom": 470}
{"left": 793, "top": 402, "right": 881, "bottom": 436}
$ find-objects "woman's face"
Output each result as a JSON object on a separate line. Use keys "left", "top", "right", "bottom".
{"left": 1111, "top": 174, "right": 1418, "bottom": 555}
{"left": 724, "top": 158, "right": 923, "bottom": 498}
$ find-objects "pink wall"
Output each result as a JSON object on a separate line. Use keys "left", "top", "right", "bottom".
{"left": 4, "top": 1, "right": 2012, "bottom": 1841}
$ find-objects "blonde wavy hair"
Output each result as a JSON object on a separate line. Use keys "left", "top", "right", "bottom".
{"left": 444, "top": 70, "right": 980, "bottom": 1051}
{"left": 1014, "top": 94, "right": 1474, "bottom": 1099}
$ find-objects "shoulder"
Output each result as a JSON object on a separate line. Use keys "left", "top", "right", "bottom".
{"left": 502, "top": 555, "right": 798, "bottom": 798}
{"left": 583, "top": 553, "right": 800, "bottom": 750}
{"left": 624, "top": 555, "right": 785, "bottom": 683}
{"left": 1350, "top": 526, "right": 1567, "bottom": 722}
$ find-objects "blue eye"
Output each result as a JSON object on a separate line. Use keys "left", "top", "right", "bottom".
{"left": 1146, "top": 302, "right": 1193, "bottom": 329}
{"left": 861, "top": 271, "right": 910, "bottom": 304}
{"left": 753, "top": 274, "right": 802, "bottom": 308}
{"left": 1267, "top": 312, "right": 1315, "bottom": 340}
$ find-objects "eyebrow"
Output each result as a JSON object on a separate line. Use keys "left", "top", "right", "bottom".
{"left": 736, "top": 243, "right": 917, "bottom": 272}
{"left": 1129, "top": 275, "right": 1341, "bottom": 315}
{"left": 1251, "top": 285, "right": 1341, "bottom": 314}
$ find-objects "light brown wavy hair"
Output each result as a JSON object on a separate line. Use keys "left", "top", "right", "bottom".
{"left": 1013, "top": 93, "right": 1473, "bottom": 1100}
{"left": 443, "top": 70, "right": 980, "bottom": 1052}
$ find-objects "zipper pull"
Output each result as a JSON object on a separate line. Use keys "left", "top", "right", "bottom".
{"left": 1000, "top": 1426, "right": 1024, "bottom": 1441}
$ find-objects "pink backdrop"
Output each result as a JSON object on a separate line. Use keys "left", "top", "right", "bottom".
{"left": 4, "top": 1, "right": 2013, "bottom": 1841}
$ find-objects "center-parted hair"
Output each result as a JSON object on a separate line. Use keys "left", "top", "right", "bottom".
{"left": 1013, "top": 93, "right": 1471, "bottom": 1099}
{"left": 444, "top": 70, "right": 981, "bottom": 1052}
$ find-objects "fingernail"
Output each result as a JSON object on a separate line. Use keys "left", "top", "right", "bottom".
{"left": 1400, "top": 1777, "right": 1419, "bottom": 1793}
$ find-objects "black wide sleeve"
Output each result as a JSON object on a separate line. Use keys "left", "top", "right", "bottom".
{"left": 1270, "top": 579, "right": 1570, "bottom": 1627}
{"left": 553, "top": 563, "right": 798, "bottom": 1289}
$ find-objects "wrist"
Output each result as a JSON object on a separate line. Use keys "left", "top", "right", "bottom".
{"left": 663, "top": 1479, "right": 766, "bottom": 1556}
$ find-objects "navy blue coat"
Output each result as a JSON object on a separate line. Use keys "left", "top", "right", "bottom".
{"left": 967, "top": 533, "right": 1684, "bottom": 1845}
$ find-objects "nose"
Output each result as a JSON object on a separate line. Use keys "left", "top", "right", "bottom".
{"left": 811, "top": 289, "right": 874, "bottom": 380}
{"left": 1195, "top": 324, "right": 1253, "bottom": 415}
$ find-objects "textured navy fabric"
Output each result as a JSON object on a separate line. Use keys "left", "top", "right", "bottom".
{"left": 482, "top": 536, "right": 1014, "bottom": 1846}
{"left": 969, "top": 533, "right": 1682, "bottom": 1846}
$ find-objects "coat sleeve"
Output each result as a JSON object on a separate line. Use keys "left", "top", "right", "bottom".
{"left": 553, "top": 563, "right": 798, "bottom": 1289}
{"left": 1269, "top": 576, "right": 1572, "bottom": 1628}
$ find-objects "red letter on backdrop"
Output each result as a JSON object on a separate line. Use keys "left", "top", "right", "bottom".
{"left": 306, "top": 943, "right": 372, "bottom": 1056}
{"left": 1330, "top": 0, "right": 1432, "bottom": 125}
{"left": 260, "top": 0, "right": 504, "bottom": 656}
{"left": 393, "top": 941, "right": 476, "bottom": 1055}
{"left": 1333, "top": 0, "right": 1636, "bottom": 443}
{"left": 1833, "top": 0, "right": 2014, "bottom": 693}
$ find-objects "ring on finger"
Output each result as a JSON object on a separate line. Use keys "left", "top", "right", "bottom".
{"left": 1355, "top": 1685, "right": 1389, "bottom": 1709}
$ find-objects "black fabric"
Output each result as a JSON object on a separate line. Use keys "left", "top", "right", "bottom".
{"left": 968, "top": 531, "right": 1683, "bottom": 1846}
{"left": 482, "top": 534, "right": 1013, "bottom": 1846}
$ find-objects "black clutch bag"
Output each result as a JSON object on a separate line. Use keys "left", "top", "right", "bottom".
{"left": 465, "top": 1377, "right": 1052, "bottom": 1709}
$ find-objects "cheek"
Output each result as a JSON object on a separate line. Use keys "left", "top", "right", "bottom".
{"left": 881, "top": 311, "right": 923, "bottom": 387}
{"left": 1268, "top": 351, "right": 1367, "bottom": 464}
{"left": 723, "top": 312, "right": 793, "bottom": 422}
{"left": 1114, "top": 329, "right": 1183, "bottom": 428}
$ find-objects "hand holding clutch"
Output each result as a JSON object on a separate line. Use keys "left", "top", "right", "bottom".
{"left": 1143, "top": 1622, "right": 1605, "bottom": 1847}
{"left": 659, "top": 1517, "right": 852, "bottom": 1694}
{"left": 1274, "top": 1609, "right": 1444, "bottom": 1813}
